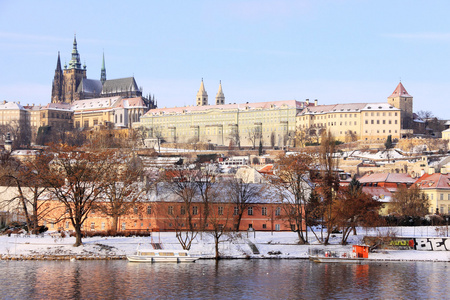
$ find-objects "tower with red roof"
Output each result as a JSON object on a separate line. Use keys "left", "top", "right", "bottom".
{"left": 387, "top": 82, "right": 413, "bottom": 130}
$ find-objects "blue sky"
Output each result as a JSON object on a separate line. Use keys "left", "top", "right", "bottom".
{"left": 0, "top": 0, "right": 449, "bottom": 118}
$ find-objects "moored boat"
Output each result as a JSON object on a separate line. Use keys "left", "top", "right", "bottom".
{"left": 309, "top": 245, "right": 369, "bottom": 264}
{"left": 127, "top": 248, "right": 198, "bottom": 263}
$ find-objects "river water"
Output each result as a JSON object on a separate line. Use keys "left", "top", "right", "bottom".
{"left": 1, "top": 259, "right": 449, "bottom": 299}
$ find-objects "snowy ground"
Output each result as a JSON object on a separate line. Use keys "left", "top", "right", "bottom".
{"left": 1, "top": 226, "right": 449, "bottom": 261}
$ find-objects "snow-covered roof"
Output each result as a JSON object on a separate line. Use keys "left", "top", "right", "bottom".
{"left": 0, "top": 101, "right": 25, "bottom": 110}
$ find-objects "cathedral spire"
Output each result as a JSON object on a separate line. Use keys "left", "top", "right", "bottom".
{"left": 215, "top": 80, "right": 225, "bottom": 105}
{"left": 69, "top": 34, "right": 82, "bottom": 69}
{"left": 51, "top": 51, "right": 64, "bottom": 103}
{"left": 100, "top": 51, "right": 107, "bottom": 84}
{"left": 56, "top": 51, "right": 62, "bottom": 71}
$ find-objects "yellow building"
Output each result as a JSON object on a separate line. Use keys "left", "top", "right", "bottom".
{"left": 442, "top": 128, "right": 450, "bottom": 143}
{"left": 296, "top": 102, "right": 401, "bottom": 142}
{"left": 415, "top": 170, "right": 450, "bottom": 215}
{"left": 0, "top": 101, "right": 29, "bottom": 146}
{"left": 72, "top": 96, "right": 148, "bottom": 129}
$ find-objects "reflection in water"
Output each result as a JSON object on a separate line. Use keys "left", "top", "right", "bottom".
{"left": 0, "top": 260, "right": 449, "bottom": 299}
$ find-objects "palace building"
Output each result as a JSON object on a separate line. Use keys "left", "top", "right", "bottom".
{"left": 136, "top": 81, "right": 414, "bottom": 147}
{"left": 137, "top": 80, "right": 306, "bottom": 148}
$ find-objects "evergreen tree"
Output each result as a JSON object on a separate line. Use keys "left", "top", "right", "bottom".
{"left": 384, "top": 135, "right": 393, "bottom": 150}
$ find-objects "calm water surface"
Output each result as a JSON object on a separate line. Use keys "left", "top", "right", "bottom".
{"left": 1, "top": 259, "right": 449, "bottom": 299}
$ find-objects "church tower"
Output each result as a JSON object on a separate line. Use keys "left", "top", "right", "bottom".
{"left": 215, "top": 81, "right": 225, "bottom": 105}
{"left": 387, "top": 82, "right": 413, "bottom": 129}
{"left": 51, "top": 52, "right": 64, "bottom": 103}
{"left": 196, "top": 79, "right": 208, "bottom": 106}
{"left": 100, "top": 52, "right": 106, "bottom": 84}
{"left": 62, "top": 34, "right": 87, "bottom": 103}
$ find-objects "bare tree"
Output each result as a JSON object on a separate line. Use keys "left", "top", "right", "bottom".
{"left": 132, "top": 126, "right": 148, "bottom": 148}
{"left": 207, "top": 199, "right": 232, "bottom": 259}
{"left": 0, "top": 119, "right": 30, "bottom": 149}
{"left": 317, "top": 131, "right": 340, "bottom": 245}
{"left": 228, "top": 126, "right": 240, "bottom": 149}
{"left": 345, "top": 130, "right": 357, "bottom": 143}
{"left": 42, "top": 144, "right": 113, "bottom": 246}
{"left": 0, "top": 150, "right": 53, "bottom": 233}
{"left": 193, "top": 168, "right": 216, "bottom": 231}
{"left": 95, "top": 151, "right": 146, "bottom": 232}
{"left": 246, "top": 127, "right": 262, "bottom": 149}
{"left": 226, "top": 177, "right": 262, "bottom": 231}
{"left": 389, "top": 186, "right": 429, "bottom": 217}
{"left": 295, "top": 126, "right": 310, "bottom": 148}
{"left": 333, "top": 176, "right": 381, "bottom": 245}
{"left": 153, "top": 126, "right": 164, "bottom": 153}
{"left": 162, "top": 169, "right": 199, "bottom": 250}
{"left": 271, "top": 152, "right": 314, "bottom": 244}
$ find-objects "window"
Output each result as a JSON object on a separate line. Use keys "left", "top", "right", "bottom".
{"left": 395, "top": 120, "right": 398, "bottom": 124}
{"left": 90, "top": 222, "right": 95, "bottom": 231}
{"left": 180, "top": 206, "right": 186, "bottom": 215}
{"left": 261, "top": 207, "right": 267, "bottom": 216}
{"left": 262, "top": 224, "right": 267, "bottom": 229}
{"left": 66, "top": 221, "right": 70, "bottom": 229}
{"left": 448, "top": 194, "right": 450, "bottom": 201}
{"left": 248, "top": 207, "right": 253, "bottom": 216}
{"left": 168, "top": 206, "right": 173, "bottom": 215}
{"left": 101, "top": 222, "right": 105, "bottom": 230}
{"left": 371, "top": 120, "right": 374, "bottom": 124}
{"left": 275, "top": 207, "right": 281, "bottom": 216}
{"left": 440, "top": 194, "right": 444, "bottom": 200}
{"left": 93, "top": 119, "right": 98, "bottom": 126}
{"left": 365, "top": 120, "right": 368, "bottom": 124}
{"left": 234, "top": 206, "right": 238, "bottom": 215}
{"left": 275, "top": 224, "right": 281, "bottom": 231}
{"left": 147, "top": 206, "right": 152, "bottom": 215}
{"left": 134, "top": 207, "right": 138, "bottom": 214}
{"left": 218, "top": 206, "right": 224, "bottom": 215}
{"left": 193, "top": 206, "right": 198, "bottom": 215}
{"left": 122, "top": 223, "right": 126, "bottom": 230}
{"left": 84, "top": 120, "right": 89, "bottom": 128}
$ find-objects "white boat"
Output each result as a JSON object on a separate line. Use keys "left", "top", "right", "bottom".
{"left": 127, "top": 248, "right": 198, "bottom": 263}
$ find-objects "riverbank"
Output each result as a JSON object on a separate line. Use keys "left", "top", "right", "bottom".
{"left": 1, "top": 228, "right": 449, "bottom": 261}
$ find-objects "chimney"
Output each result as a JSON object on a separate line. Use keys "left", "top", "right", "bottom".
{"left": 441, "top": 168, "right": 448, "bottom": 175}
{"left": 314, "top": 99, "right": 318, "bottom": 106}
{"left": 305, "top": 99, "right": 309, "bottom": 105}
{"left": 428, "top": 168, "right": 435, "bottom": 175}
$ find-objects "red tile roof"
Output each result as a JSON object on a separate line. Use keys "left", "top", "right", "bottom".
{"left": 389, "top": 82, "right": 412, "bottom": 98}
{"left": 415, "top": 173, "right": 450, "bottom": 190}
